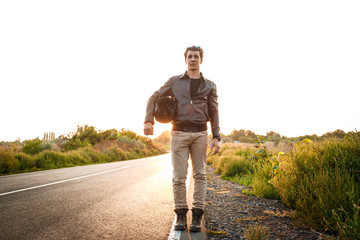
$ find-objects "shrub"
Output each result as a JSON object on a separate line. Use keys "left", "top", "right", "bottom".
{"left": 65, "top": 151, "right": 89, "bottom": 166}
{"left": 62, "top": 138, "right": 90, "bottom": 151}
{"left": 208, "top": 134, "right": 360, "bottom": 238}
{"left": 35, "top": 150, "right": 67, "bottom": 169}
{"left": 45, "top": 150, "right": 66, "bottom": 165}
{"left": 272, "top": 132, "right": 360, "bottom": 235}
{"left": 293, "top": 167, "right": 360, "bottom": 231}
{"left": 39, "top": 142, "right": 52, "bottom": 152}
{"left": 126, "top": 150, "right": 139, "bottom": 160}
{"left": 14, "top": 152, "right": 35, "bottom": 171}
{"left": 105, "top": 146, "right": 128, "bottom": 161}
{"left": 208, "top": 146, "right": 256, "bottom": 189}
{"left": 251, "top": 160, "right": 280, "bottom": 199}
{"left": 234, "top": 147, "right": 253, "bottom": 157}
{"left": 231, "top": 174, "right": 253, "bottom": 186}
{"left": 327, "top": 202, "right": 360, "bottom": 240}
{"left": 214, "top": 156, "right": 231, "bottom": 175}
{"left": 1, "top": 126, "right": 166, "bottom": 174}
{"left": 60, "top": 126, "right": 159, "bottom": 153}
{"left": 222, "top": 156, "right": 254, "bottom": 178}
{"left": 244, "top": 141, "right": 280, "bottom": 199}
{"left": 22, "top": 138, "right": 43, "bottom": 155}
{"left": 73, "top": 125, "right": 101, "bottom": 145}
{"left": 78, "top": 147, "right": 111, "bottom": 163}
{"left": 117, "top": 135, "right": 145, "bottom": 149}
{"left": 0, "top": 149, "right": 19, "bottom": 174}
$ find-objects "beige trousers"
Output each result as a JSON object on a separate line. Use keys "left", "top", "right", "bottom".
{"left": 170, "top": 130, "right": 208, "bottom": 210}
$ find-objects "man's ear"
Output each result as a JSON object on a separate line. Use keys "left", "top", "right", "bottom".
{"left": 200, "top": 58, "right": 203, "bottom": 64}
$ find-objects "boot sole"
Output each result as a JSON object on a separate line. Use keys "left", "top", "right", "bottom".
{"left": 189, "top": 226, "right": 201, "bottom": 232}
{"left": 175, "top": 225, "right": 187, "bottom": 231}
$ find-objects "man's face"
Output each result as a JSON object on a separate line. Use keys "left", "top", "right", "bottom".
{"left": 185, "top": 50, "right": 203, "bottom": 71}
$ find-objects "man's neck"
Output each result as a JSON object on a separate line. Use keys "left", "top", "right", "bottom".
{"left": 187, "top": 70, "right": 201, "bottom": 79}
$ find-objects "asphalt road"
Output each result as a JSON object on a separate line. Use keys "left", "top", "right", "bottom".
{"left": 0, "top": 154, "right": 176, "bottom": 240}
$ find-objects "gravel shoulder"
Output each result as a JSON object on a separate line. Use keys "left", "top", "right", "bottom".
{"left": 204, "top": 165, "right": 321, "bottom": 240}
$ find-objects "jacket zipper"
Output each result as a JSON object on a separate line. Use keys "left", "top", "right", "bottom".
{"left": 189, "top": 79, "right": 194, "bottom": 122}
{"left": 189, "top": 78, "right": 202, "bottom": 120}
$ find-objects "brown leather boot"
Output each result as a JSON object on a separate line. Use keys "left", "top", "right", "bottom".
{"left": 190, "top": 208, "right": 204, "bottom": 232}
{"left": 174, "top": 209, "right": 188, "bottom": 231}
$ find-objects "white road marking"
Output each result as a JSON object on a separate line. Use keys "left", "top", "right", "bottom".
{"left": 0, "top": 163, "right": 146, "bottom": 197}
{"left": 168, "top": 162, "right": 192, "bottom": 240}
{"left": 168, "top": 216, "right": 182, "bottom": 240}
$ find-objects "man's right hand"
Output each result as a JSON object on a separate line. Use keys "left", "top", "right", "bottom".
{"left": 144, "top": 122, "right": 154, "bottom": 135}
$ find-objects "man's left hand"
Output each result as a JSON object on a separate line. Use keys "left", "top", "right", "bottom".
{"left": 210, "top": 138, "right": 220, "bottom": 155}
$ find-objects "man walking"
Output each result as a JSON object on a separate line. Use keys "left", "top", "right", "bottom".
{"left": 144, "top": 46, "right": 220, "bottom": 232}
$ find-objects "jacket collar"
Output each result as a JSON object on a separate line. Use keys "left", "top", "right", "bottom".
{"left": 180, "top": 71, "right": 206, "bottom": 82}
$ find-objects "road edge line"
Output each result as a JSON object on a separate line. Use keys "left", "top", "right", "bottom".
{"left": 168, "top": 161, "right": 192, "bottom": 240}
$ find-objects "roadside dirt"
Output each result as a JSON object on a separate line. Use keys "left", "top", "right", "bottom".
{"left": 204, "top": 165, "right": 324, "bottom": 240}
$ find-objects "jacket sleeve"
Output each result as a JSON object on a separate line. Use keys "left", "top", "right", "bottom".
{"left": 208, "top": 83, "right": 220, "bottom": 140}
{"left": 144, "top": 78, "right": 173, "bottom": 124}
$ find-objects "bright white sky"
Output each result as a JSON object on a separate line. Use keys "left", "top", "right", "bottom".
{"left": 1, "top": 0, "right": 359, "bottom": 142}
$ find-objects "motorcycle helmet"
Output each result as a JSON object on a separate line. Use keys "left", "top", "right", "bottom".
{"left": 155, "top": 96, "right": 177, "bottom": 123}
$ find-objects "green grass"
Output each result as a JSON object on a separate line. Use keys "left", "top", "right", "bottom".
{"left": 207, "top": 132, "right": 360, "bottom": 239}
{"left": 272, "top": 133, "right": 360, "bottom": 237}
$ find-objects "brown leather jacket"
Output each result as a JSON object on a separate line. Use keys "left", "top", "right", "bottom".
{"left": 144, "top": 72, "right": 220, "bottom": 140}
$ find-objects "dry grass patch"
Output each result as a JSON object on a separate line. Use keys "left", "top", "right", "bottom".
{"left": 244, "top": 224, "right": 270, "bottom": 240}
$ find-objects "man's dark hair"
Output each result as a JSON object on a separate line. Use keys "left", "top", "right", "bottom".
{"left": 184, "top": 46, "right": 204, "bottom": 60}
